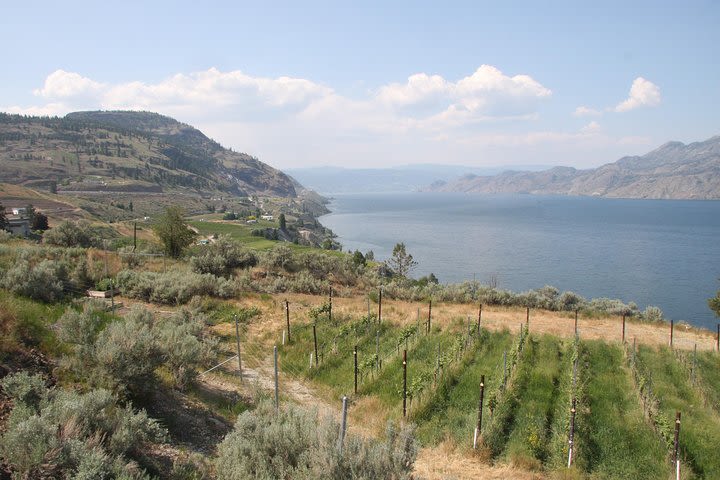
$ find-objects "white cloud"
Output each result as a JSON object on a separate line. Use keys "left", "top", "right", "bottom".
{"left": 613, "top": 77, "right": 661, "bottom": 112}
{"left": 2, "top": 66, "right": 648, "bottom": 169}
{"left": 573, "top": 106, "right": 601, "bottom": 117}
{"left": 580, "top": 121, "right": 602, "bottom": 133}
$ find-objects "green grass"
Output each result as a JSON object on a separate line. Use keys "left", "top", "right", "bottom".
{"left": 0, "top": 290, "right": 67, "bottom": 359}
{"left": 189, "top": 220, "right": 280, "bottom": 250}
{"left": 413, "top": 329, "right": 513, "bottom": 446}
{"left": 638, "top": 345, "right": 720, "bottom": 479}
{"left": 501, "top": 335, "right": 565, "bottom": 467}
{"left": 692, "top": 351, "right": 720, "bottom": 413}
{"left": 577, "top": 341, "right": 669, "bottom": 479}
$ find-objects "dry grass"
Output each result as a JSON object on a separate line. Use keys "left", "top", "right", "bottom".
{"left": 415, "top": 442, "right": 546, "bottom": 480}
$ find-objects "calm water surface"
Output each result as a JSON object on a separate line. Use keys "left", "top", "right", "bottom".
{"left": 320, "top": 193, "right": 720, "bottom": 329}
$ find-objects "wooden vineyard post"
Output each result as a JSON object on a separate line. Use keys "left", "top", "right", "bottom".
{"left": 473, "top": 374, "right": 485, "bottom": 449}
{"left": 568, "top": 397, "right": 577, "bottom": 468}
{"left": 673, "top": 411, "right": 681, "bottom": 480}
{"left": 526, "top": 306, "right": 530, "bottom": 326}
{"left": 354, "top": 345, "right": 358, "bottom": 394}
{"left": 285, "top": 300, "right": 291, "bottom": 344}
{"left": 622, "top": 314, "right": 626, "bottom": 343}
{"left": 716, "top": 323, "right": 719, "bottom": 352}
{"left": 503, "top": 351, "right": 507, "bottom": 391}
{"left": 378, "top": 287, "right": 383, "bottom": 325}
{"left": 478, "top": 304, "right": 483, "bottom": 334}
{"left": 402, "top": 349, "right": 408, "bottom": 417}
{"left": 574, "top": 310, "right": 578, "bottom": 336}
{"left": 329, "top": 286, "right": 333, "bottom": 323}
{"left": 274, "top": 345, "right": 279, "bottom": 411}
{"left": 427, "top": 300, "right": 432, "bottom": 334}
{"left": 234, "top": 315, "right": 243, "bottom": 382}
{"left": 670, "top": 320, "right": 674, "bottom": 348}
{"left": 313, "top": 324, "right": 319, "bottom": 366}
{"left": 338, "top": 396, "right": 348, "bottom": 453}
{"left": 376, "top": 330, "right": 380, "bottom": 370}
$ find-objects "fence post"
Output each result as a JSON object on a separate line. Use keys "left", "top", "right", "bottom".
{"left": 378, "top": 287, "right": 383, "bottom": 325}
{"left": 376, "top": 330, "right": 380, "bottom": 370}
{"left": 473, "top": 374, "right": 485, "bottom": 449}
{"left": 354, "top": 345, "right": 358, "bottom": 394}
{"left": 338, "top": 396, "right": 348, "bottom": 453}
{"left": 274, "top": 345, "right": 279, "bottom": 411}
{"left": 313, "top": 324, "right": 319, "bottom": 366}
{"left": 478, "top": 304, "right": 482, "bottom": 334}
{"left": 285, "top": 300, "right": 291, "bottom": 344}
{"left": 574, "top": 310, "right": 578, "bottom": 336}
{"left": 716, "top": 323, "right": 719, "bottom": 352}
{"left": 526, "top": 306, "right": 530, "bottom": 326}
{"left": 568, "top": 397, "right": 576, "bottom": 468}
{"left": 282, "top": 330, "right": 286, "bottom": 346}
{"left": 329, "top": 286, "right": 333, "bottom": 323}
{"left": 670, "top": 320, "right": 674, "bottom": 348}
{"left": 427, "top": 300, "right": 432, "bottom": 334}
{"left": 673, "top": 411, "right": 681, "bottom": 480}
{"left": 622, "top": 314, "right": 626, "bottom": 343}
{"left": 234, "top": 314, "right": 243, "bottom": 382}
{"left": 402, "top": 349, "right": 407, "bottom": 417}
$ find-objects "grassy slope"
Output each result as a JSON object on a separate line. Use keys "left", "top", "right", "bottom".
{"left": 579, "top": 341, "right": 669, "bottom": 479}
{"left": 638, "top": 345, "right": 720, "bottom": 479}
{"left": 414, "top": 329, "right": 513, "bottom": 446}
{"left": 501, "top": 335, "right": 564, "bottom": 467}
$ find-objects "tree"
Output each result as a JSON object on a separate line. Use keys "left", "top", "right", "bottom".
{"left": 387, "top": 242, "right": 418, "bottom": 278}
{"left": 278, "top": 213, "right": 287, "bottom": 231}
{"left": 153, "top": 206, "right": 196, "bottom": 259}
{"left": 32, "top": 212, "right": 49, "bottom": 231}
{"left": 0, "top": 202, "right": 7, "bottom": 231}
{"left": 710, "top": 284, "right": 720, "bottom": 317}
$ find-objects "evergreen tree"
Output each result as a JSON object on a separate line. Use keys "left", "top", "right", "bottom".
{"left": 152, "top": 207, "right": 196, "bottom": 259}
{"left": 31, "top": 212, "right": 49, "bottom": 231}
{"left": 278, "top": 213, "right": 287, "bottom": 231}
{"left": 387, "top": 242, "right": 418, "bottom": 278}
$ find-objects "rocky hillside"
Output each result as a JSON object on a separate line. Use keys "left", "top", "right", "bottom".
{"left": 0, "top": 111, "right": 297, "bottom": 197}
{"left": 425, "top": 135, "right": 720, "bottom": 199}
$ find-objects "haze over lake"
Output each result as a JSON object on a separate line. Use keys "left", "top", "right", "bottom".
{"left": 320, "top": 193, "right": 720, "bottom": 330}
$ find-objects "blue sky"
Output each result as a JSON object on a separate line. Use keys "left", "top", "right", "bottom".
{"left": 2, "top": 0, "right": 718, "bottom": 169}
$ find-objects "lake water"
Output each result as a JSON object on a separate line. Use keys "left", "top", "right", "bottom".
{"left": 319, "top": 193, "right": 720, "bottom": 330}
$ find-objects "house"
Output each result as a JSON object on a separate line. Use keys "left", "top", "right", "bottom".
{"left": 261, "top": 215, "right": 274, "bottom": 221}
{"left": 6, "top": 216, "right": 30, "bottom": 237}
{"left": 11, "top": 207, "right": 27, "bottom": 216}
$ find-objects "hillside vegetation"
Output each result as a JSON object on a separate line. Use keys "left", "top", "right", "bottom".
{"left": 0, "top": 111, "right": 297, "bottom": 198}
{"left": 1, "top": 220, "right": 720, "bottom": 479}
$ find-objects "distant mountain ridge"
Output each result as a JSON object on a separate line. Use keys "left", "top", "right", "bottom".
{"left": 286, "top": 163, "right": 553, "bottom": 194}
{"left": 0, "top": 110, "right": 297, "bottom": 197}
{"left": 424, "top": 135, "right": 720, "bottom": 199}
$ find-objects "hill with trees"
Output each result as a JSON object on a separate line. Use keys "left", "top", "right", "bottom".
{"left": 0, "top": 111, "right": 297, "bottom": 197}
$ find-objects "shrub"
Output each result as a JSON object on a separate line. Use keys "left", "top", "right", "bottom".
{"left": 0, "top": 258, "right": 66, "bottom": 302}
{"left": 190, "top": 235, "right": 257, "bottom": 277}
{"left": 0, "top": 372, "right": 164, "bottom": 479}
{"left": 0, "top": 371, "right": 48, "bottom": 411}
{"left": 215, "top": 401, "right": 416, "bottom": 480}
{"left": 116, "top": 269, "right": 236, "bottom": 305}
{"left": 93, "top": 308, "right": 163, "bottom": 397}
{"left": 42, "top": 220, "right": 101, "bottom": 248}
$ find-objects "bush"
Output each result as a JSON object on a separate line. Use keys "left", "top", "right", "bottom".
{"left": 42, "top": 220, "right": 102, "bottom": 248}
{"left": 0, "top": 372, "right": 164, "bottom": 479}
{"left": 116, "top": 269, "right": 236, "bottom": 305}
{"left": 215, "top": 401, "right": 416, "bottom": 480}
{"left": 190, "top": 235, "right": 257, "bottom": 277}
{"left": 0, "top": 258, "right": 66, "bottom": 302}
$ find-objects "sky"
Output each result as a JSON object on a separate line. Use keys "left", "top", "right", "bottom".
{"left": 2, "top": 0, "right": 719, "bottom": 170}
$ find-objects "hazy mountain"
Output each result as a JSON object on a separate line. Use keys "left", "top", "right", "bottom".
{"left": 424, "top": 135, "right": 720, "bottom": 199}
{"left": 286, "top": 164, "right": 553, "bottom": 194}
{"left": 0, "top": 111, "right": 297, "bottom": 197}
